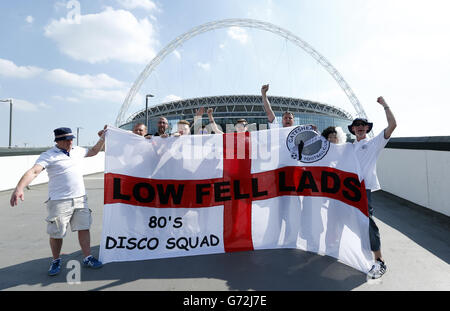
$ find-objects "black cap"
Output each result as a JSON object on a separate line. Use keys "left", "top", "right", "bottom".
{"left": 347, "top": 118, "right": 373, "bottom": 135}
{"left": 54, "top": 127, "right": 75, "bottom": 142}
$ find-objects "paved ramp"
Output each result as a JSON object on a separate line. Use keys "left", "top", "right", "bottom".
{"left": 0, "top": 173, "right": 449, "bottom": 291}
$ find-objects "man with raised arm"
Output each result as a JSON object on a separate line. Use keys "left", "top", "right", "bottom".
{"left": 206, "top": 108, "right": 248, "bottom": 134}
{"left": 10, "top": 126, "right": 106, "bottom": 276}
{"left": 261, "top": 84, "right": 295, "bottom": 128}
{"left": 347, "top": 96, "right": 397, "bottom": 279}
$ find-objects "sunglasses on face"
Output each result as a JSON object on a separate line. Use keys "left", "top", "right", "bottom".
{"left": 353, "top": 122, "right": 367, "bottom": 127}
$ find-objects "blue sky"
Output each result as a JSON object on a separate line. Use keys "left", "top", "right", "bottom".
{"left": 1, "top": 0, "right": 449, "bottom": 147}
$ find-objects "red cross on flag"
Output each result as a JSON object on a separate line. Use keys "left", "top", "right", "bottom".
{"left": 99, "top": 126, "right": 373, "bottom": 273}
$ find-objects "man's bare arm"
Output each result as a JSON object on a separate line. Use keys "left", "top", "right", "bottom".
{"left": 377, "top": 96, "right": 397, "bottom": 139}
{"left": 10, "top": 164, "right": 44, "bottom": 206}
{"left": 87, "top": 125, "right": 107, "bottom": 157}
{"left": 191, "top": 107, "right": 204, "bottom": 134}
{"left": 261, "top": 84, "right": 275, "bottom": 123}
{"left": 207, "top": 108, "right": 224, "bottom": 134}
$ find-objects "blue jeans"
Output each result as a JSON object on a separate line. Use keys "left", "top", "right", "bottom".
{"left": 367, "top": 190, "right": 381, "bottom": 252}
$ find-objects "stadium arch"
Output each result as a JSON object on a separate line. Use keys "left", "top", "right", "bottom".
{"left": 116, "top": 18, "right": 367, "bottom": 130}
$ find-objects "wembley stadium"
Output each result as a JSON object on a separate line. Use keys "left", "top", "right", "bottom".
{"left": 119, "top": 94, "right": 353, "bottom": 138}
{"left": 115, "top": 19, "right": 368, "bottom": 140}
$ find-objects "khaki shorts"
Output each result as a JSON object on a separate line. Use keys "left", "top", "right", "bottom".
{"left": 45, "top": 195, "right": 92, "bottom": 239}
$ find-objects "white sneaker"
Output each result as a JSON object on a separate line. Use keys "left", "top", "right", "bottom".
{"left": 367, "top": 259, "right": 387, "bottom": 279}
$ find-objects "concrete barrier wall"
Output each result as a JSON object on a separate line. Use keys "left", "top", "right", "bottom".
{"left": 377, "top": 148, "right": 450, "bottom": 217}
{"left": 0, "top": 152, "right": 105, "bottom": 192}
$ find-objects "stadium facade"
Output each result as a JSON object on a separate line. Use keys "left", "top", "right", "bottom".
{"left": 119, "top": 95, "right": 353, "bottom": 138}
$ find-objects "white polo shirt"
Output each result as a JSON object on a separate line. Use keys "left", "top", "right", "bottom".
{"left": 353, "top": 130, "right": 390, "bottom": 191}
{"left": 35, "top": 146, "right": 88, "bottom": 200}
{"left": 268, "top": 118, "right": 280, "bottom": 129}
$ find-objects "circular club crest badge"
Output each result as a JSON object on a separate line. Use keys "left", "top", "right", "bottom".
{"left": 286, "top": 125, "right": 330, "bottom": 163}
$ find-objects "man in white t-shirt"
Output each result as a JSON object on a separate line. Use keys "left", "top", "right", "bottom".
{"left": 348, "top": 96, "right": 397, "bottom": 279}
{"left": 261, "top": 84, "right": 295, "bottom": 129}
{"left": 261, "top": 84, "right": 319, "bottom": 135}
{"left": 10, "top": 127, "right": 106, "bottom": 276}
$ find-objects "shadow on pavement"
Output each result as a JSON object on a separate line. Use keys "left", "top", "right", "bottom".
{"left": 372, "top": 191, "right": 450, "bottom": 264}
{"left": 0, "top": 247, "right": 367, "bottom": 291}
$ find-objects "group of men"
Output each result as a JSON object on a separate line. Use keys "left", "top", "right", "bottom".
{"left": 9, "top": 83, "right": 396, "bottom": 280}
{"left": 129, "top": 107, "right": 250, "bottom": 138}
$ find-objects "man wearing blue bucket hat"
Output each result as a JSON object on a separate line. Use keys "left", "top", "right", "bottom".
{"left": 10, "top": 126, "right": 107, "bottom": 276}
{"left": 349, "top": 96, "right": 397, "bottom": 279}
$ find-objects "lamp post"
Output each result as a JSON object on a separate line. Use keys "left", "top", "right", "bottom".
{"left": 0, "top": 98, "right": 13, "bottom": 148}
{"left": 76, "top": 127, "right": 83, "bottom": 146}
{"left": 145, "top": 94, "right": 154, "bottom": 129}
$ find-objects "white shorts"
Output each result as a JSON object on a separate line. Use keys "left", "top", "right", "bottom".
{"left": 45, "top": 195, "right": 92, "bottom": 239}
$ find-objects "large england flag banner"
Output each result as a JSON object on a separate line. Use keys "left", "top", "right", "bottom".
{"left": 100, "top": 126, "right": 373, "bottom": 273}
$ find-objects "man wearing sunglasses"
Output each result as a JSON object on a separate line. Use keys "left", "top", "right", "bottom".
{"left": 348, "top": 96, "right": 397, "bottom": 279}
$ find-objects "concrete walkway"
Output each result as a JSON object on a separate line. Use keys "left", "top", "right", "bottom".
{"left": 1, "top": 173, "right": 449, "bottom": 291}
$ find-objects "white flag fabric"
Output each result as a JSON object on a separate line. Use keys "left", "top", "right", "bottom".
{"left": 99, "top": 126, "right": 373, "bottom": 273}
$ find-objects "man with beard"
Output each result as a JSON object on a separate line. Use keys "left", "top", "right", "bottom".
{"left": 145, "top": 117, "right": 170, "bottom": 138}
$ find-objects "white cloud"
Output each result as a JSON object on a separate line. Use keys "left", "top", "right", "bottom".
{"left": 25, "top": 16, "right": 34, "bottom": 24}
{"left": 46, "top": 70, "right": 131, "bottom": 104}
{"left": 53, "top": 1, "right": 67, "bottom": 11}
{"left": 1, "top": 97, "right": 48, "bottom": 112}
{"left": 45, "top": 69, "right": 127, "bottom": 89}
{"left": 0, "top": 58, "right": 130, "bottom": 106}
{"left": 38, "top": 101, "right": 51, "bottom": 109}
{"left": 0, "top": 58, "right": 43, "bottom": 79}
{"left": 227, "top": 27, "right": 248, "bottom": 44}
{"left": 44, "top": 8, "right": 158, "bottom": 64}
{"left": 52, "top": 95, "right": 81, "bottom": 103}
{"left": 197, "top": 62, "right": 211, "bottom": 71}
{"left": 0, "top": 57, "right": 128, "bottom": 89}
{"left": 10, "top": 98, "right": 39, "bottom": 112}
{"left": 116, "top": 0, "right": 158, "bottom": 11}
{"left": 76, "top": 88, "right": 129, "bottom": 103}
{"left": 163, "top": 94, "right": 182, "bottom": 102}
